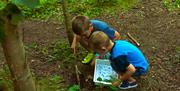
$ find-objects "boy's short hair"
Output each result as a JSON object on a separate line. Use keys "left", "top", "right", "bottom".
{"left": 72, "top": 15, "right": 91, "bottom": 35}
{"left": 89, "top": 31, "right": 110, "bottom": 50}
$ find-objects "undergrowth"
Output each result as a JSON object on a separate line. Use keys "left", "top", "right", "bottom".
{"left": 163, "top": 0, "right": 180, "bottom": 11}
{"left": 17, "top": 0, "right": 140, "bottom": 23}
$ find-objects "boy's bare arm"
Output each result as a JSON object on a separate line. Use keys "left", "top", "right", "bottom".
{"left": 71, "top": 34, "right": 78, "bottom": 55}
{"left": 120, "top": 64, "right": 136, "bottom": 81}
{"left": 112, "top": 64, "right": 136, "bottom": 86}
{"left": 71, "top": 34, "right": 92, "bottom": 53}
{"left": 114, "top": 31, "right": 120, "bottom": 40}
{"left": 71, "top": 34, "right": 77, "bottom": 49}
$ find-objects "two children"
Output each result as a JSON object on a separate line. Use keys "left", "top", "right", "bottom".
{"left": 71, "top": 15, "right": 120, "bottom": 64}
{"left": 71, "top": 15, "right": 149, "bottom": 89}
{"left": 89, "top": 31, "right": 149, "bottom": 89}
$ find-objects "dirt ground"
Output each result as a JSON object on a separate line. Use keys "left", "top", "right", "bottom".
{"left": 0, "top": 0, "right": 180, "bottom": 91}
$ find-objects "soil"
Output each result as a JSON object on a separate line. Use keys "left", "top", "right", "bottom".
{"left": 0, "top": 0, "right": 180, "bottom": 91}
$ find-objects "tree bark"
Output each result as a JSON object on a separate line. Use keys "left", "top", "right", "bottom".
{"left": 62, "top": 0, "right": 73, "bottom": 45}
{"left": 1, "top": 18, "right": 36, "bottom": 91}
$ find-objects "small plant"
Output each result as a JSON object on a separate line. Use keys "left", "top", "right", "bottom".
{"left": 97, "top": 77, "right": 103, "bottom": 81}
{"left": 97, "top": 75, "right": 118, "bottom": 83}
{"left": 51, "top": 40, "right": 74, "bottom": 63}
{"left": 0, "top": 1, "right": 6, "bottom": 10}
{"left": 67, "top": 84, "right": 80, "bottom": 91}
{"left": 0, "top": 65, "right": 13, "bottom": 91}
{"left": 94, "top": 0, "right": 118, "bottom": 6}
{"left": 19, "top": 0, "right": 139, "bottom": 21}
{"left": 175, "top": 46, "right": 180, "bottom": 52}
{"left": 108, "top": 85, "right": 119, "bottom": 91}
{"left": 21, "top": 0, "right": 63, "bottom": 22}
{"left": 27, "top": 42, "right": 38, "bottom": 49}
{"left": 96, "top": 76, "right": 119, "bottom": 90}
{"left": 36, "top": 75, "right": 66, "bottom": 91}
{"left": 163, "top": 0, "right": 180, "bottom": 11}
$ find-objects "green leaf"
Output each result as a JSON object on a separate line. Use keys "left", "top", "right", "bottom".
{"left": 11, "top": 0, "right": 40, "bottom": 9}
{"left": 68, "top": 85, "right": 80, "bottom": 91}
{"left": 39, "top": 0, "right": 48, "bottom": 5}
{"left": 97, "top": 77, "right": 102, "bottom": 81}
{"left": 108, "top": 85, "right": 119, "bottom": 90}
{"left": 0, "top": 1, "right": 7, "bottom": 10}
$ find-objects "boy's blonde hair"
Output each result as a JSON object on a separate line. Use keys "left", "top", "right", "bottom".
{"left": 89, "top": 31, "right": 111, "bottom": 50}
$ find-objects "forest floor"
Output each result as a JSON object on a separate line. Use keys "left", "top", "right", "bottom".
{"left": 0, "top": 0, "right": 180, "bottom": 91}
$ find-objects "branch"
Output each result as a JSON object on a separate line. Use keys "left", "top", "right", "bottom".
{"left": 127, "top": 32, "right": 140, "bottom": 47}
{"left": 75, "top": 65, "right": 81, "bottom": 85}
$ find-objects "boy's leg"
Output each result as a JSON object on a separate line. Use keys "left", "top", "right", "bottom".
{"left": 119, "top": 80, "right": 138, "bottom": 89}
{"left": 118, "top": 67, "right": 148, "bottom": 89}
{"left": 127, "top": 77, "right": 136, "bottom": 83}
{"left": 118, "top": 75, "right": 137, "bottom": 89}
{"left": 133, "top": 67, "right": 147, "bottom": 77}
{"left": 118, "top": 74, "right": 137, "bottom": 89}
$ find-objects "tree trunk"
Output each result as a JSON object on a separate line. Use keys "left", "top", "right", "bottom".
{"left": 62, "top": 0, "right": 73, "bottom": 45}
{"left": 1, "top": 18, "right": 36, "bottom": 91}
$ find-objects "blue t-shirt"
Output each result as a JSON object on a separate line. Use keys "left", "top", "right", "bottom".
{"left": 90, "top": 20, "right": 116, "bottom": 40}
{"left": 110, "top": 40, "right": 149, "bottom": 74}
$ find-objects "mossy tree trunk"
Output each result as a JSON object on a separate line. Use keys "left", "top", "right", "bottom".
{"left": 1, "top": 11, "right": 36, "bottom": 91}
{"left": 62, "top": 0, "right": 73, "bottom": 45}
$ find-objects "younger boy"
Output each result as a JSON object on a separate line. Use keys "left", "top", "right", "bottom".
{"left": 71, "top": 15, "right": 120, "bottom": 64}
{"left": 89, "top": 31, "right": 149, "bottom": 89}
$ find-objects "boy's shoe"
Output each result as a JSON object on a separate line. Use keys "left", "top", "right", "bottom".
{"left": 118, "top": 81, "right": 138, "bottom": 89}
{"left": 82, "top": 53, "right": 94, "bottom": 64}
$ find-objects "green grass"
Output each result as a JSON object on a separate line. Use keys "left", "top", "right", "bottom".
{"left": 45, "top": 40, "right": 87, "bottom": 63}
{"left": 163, "top": 0, "right": 180, "bottom": 11}
{"left": 20, "top": 0, "right": 63, "bottom": 22}
{"left": 0, "top": 65, "right": 67, "bottom": 91}
{"left": 18, "top": 0, "right": 139, "bottom": 22}
{"left": 1, "top": 0, "right": 140, "bottom": 23}
{"left": 0, "top": 65, "right": 13, "bottom": 91}
{"left": 69, "top": 0, "right": 139, "bottom": 17}
{"left": 0, "top": 1, "right": 6, "bottom": 10}
{"left": 36, "top": 75, "right": 67, "bottom": 91}
{"left": 67, "top": 85, "right": 80, "bottom": 91}
{"left": 117, "top": 0, "right": 139, "bottom": 10}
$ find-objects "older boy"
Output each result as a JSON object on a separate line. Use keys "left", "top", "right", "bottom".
{"left": 89, "top": 31, "right": 149, "bottom": 89}
{"left": 71, "top": 15, "right": 120, "bottom": 64}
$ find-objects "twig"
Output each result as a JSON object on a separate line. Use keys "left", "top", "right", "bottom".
{"left": 127, "top": 32, "right": 141, "bottom": 47}
{"left": 75, "top": 65, "right": 81, "bottom": 85}
{"left": 75, "top": 65, "right": 82, "bottom": 74}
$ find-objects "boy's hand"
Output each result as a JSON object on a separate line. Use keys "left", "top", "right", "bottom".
{"left": 114, "top": 31, "right": 120, "bottom": 41}
{"left": 95, "top": 53, "right": 107, "bottom": 59}
{"left": 96, "top": 55, "right": 104, "bottom": 59}
{"left": 90, "top": 57, "right": 96, "bottom": 66}
{"left": 112, "top": 80, "right": 121, "bottom": 86}
{"left": 112, "top": 75, "right": 122, "bottom": 86}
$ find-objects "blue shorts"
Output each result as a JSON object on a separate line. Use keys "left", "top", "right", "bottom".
{"left": 133, "top": 67, "right": 148, "bottom": 77}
